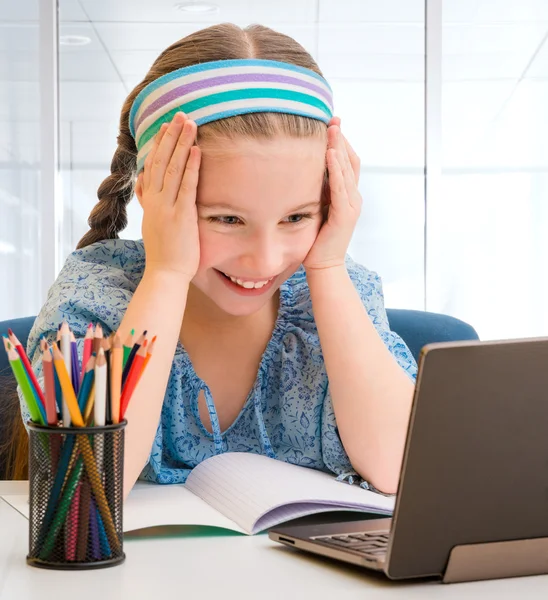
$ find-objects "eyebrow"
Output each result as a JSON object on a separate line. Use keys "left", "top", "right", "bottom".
{"left": 197, "top": 201, "right": 321, "bottom": 213}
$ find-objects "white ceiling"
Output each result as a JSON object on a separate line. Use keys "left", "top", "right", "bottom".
{"left": 0, "top": 0, "right": 547, "bottom": 167}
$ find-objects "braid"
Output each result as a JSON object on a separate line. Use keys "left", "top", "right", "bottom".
{"left": 76, "top": 124, "right": 137, "bottom": 249}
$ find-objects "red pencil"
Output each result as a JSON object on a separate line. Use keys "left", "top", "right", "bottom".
{"left": 8, "top": 329, "right": 46, "bottom": 409}
{"left": 81, "top": 323, "right": 94, "bottom": 384}
{"left": 42, "top": 345, "right": 58, "bottom": 425}
{"left": 119, "top": 339, "right": 148, "bottom": 420}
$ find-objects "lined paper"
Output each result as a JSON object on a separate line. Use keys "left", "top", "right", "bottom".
{"left": 185, "top": 452, "right": 395, "bottom": 534}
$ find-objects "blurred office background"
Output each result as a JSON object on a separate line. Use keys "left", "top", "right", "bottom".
{"left": 0, "top": 0, "right": 547, "bottom": 340}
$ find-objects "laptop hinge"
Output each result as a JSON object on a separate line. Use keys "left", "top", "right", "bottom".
{"left": 443, "top": 537, "right": 548, "bottom": 583}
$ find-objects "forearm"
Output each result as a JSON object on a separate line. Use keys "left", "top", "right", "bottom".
{"left": 118, "top": 269, "right": 189, "bottom": 498}
{"left": 307, "top": 265, "right": 414, "bottom": 494}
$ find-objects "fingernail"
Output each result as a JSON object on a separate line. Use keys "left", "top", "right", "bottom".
{"left": 175, "top": 112, "right": 184, "bottom": 124}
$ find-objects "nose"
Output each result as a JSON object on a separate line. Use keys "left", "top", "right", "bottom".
{"left": 240, "top": 230, "right": 285, "bottom": 277}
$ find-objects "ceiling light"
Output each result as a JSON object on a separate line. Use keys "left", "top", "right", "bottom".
{"left": 59, "top": 35, "right": 91, "bottom": 46}
{"left": 174, "top": 2, "right": 219, "bottom": 14}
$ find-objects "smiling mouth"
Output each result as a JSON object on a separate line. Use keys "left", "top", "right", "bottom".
{"left": 216, "top": 270, "right": 276, "bottom": 289}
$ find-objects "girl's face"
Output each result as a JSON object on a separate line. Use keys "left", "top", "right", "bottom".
{"left": 193, "top": 134, "right": 327, "bottom": 317}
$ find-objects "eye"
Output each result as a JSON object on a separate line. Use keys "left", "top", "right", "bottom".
{"left": 284, "top": 213, "right": 313, "bottom": 224}
{"left": 208, "top": 216, "right": 242, "bottom": 226}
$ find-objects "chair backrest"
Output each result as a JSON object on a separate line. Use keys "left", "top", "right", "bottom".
{"left": 0, "top": 316, "right": 37, "bottom": 382}
{"left": 386, "top": 308, "right": 479, "bottom": 361}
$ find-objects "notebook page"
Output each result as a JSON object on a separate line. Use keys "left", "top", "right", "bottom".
{"left": 1, "top": 482, "right": 247, "bottom": 534}
{"left": 185, "top": 452, "right": 395, "bottom": 534}
{"left": 123, "top": 482, "right": 246, "bottom": 533}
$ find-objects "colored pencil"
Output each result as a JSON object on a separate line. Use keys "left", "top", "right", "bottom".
{"left": 59, "top": 322, "right": 72, "bottom": 426}
{"left": 83, "top": 382, "right": 95, "bottom": 425}
{"left": 41, "top": 343, "right": 61, "bottom": 470}
{"left": 120, "top": 339, "right": 148, "bottom": 420}
{"left": 51, "top": 343, "right": 83, "bottom": 427}
{"left": 75, "top": 479, "right": 91, "bottom": 561}
{"left": 8, "top": 329, "right": 47, "bottom": 412}
{"left": 122, "top": 329, "right": 134, "bottom": 368}
{"left": 94, "top": 349, "right": 107, "bottom": 472}
{"left": 70, "top": 331, "right": 80, "bottom": 395}
{"left": 121, "top": 330, "right": 146, "bottom": 387}
{"left": 41, "top": 347, "right": 58, "bottom": 426}
{"left": 66, "top": 482, "right": 81, "bottom": 561}
{"left": 77, "top": 354, "right": 96, "bottom": 414}
{"left": 110, "top": 334, "right": 123, "bottom": 424}
{"left": 137, "top": 335, "right": 156, "bottom": 386}
{"left": 93, "top": 323, "right": 103, "bottom": 356}
{"left": 89, "top": 496, "right": 102, "bottom": 560}
{"left": 94, "top": 348, "right": 107, "bottom": 428}
{"left": 81, "top": 323, "right": 94, "bottom": 383}
{"left": 102, "top": 335, "right": 112, "bottom": 424}
{"left": 5, "top": 341, "right": 44, "bottom": 424}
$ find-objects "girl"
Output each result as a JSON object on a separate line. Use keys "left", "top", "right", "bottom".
{"left": 15, "top": 23, "right": 417, "bottom": 496}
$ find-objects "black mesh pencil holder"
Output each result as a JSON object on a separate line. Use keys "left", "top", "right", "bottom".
{"left": 26, "top": 420, "right": 126, "bottom": 570}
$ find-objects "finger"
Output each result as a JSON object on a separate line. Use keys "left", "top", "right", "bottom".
{"left": 326, "top": 148, "right": 345, "bottom": 209}
{"left": 329, "top": 126, "right": 354, "bottom": 197}
{"left": 143, "top": 123, "right": 168, "bottom": 190}
{"left": 163, "top": 119, "right": 197, "bottom": 202}
{"left": 341, "top": 134, "right": 360, "bottom": 184}
{"left": 339, "top": 148, "right": 357, "bottom": 208}
{"left": 336, "top": 129, "right": 356, "bottom": 193}
{"left": 150, "top": 112, "right": 188, "bottom": 193}
{"left": 175, "top": 145, "right": 201, "bottom": 215}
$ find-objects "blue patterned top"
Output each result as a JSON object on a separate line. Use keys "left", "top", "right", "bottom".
{"left": 20, "top": 239, "right": 417, "bottom": 488}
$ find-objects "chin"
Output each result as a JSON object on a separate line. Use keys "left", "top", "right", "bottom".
{"left": 207, "top": 286, "right": 282, "bottom": 317}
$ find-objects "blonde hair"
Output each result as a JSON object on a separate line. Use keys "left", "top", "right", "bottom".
{"left": 77, "top": 23, "right": 328, "bottom": 249}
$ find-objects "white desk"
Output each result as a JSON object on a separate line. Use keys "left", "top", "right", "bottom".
{"left": 2, "top": 482, "right": 548, "bottom": 600}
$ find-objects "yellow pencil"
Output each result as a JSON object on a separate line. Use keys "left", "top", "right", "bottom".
{"left": 51, "top": 343, "right": 84, "bottom": 427}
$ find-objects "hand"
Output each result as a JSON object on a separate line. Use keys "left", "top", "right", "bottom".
{"left": 135, "top": 112, "right": 201, "bottom": 281}
{"left": 303, "top": 117, "right": 362, "bottom": 271}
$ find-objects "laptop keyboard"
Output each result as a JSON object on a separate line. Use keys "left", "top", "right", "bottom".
{"left": 311, "top": 530, "right": 390, "bottom": 560}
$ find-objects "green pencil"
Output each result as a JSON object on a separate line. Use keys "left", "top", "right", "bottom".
{"left": 5, "top": 342, "right": 44, "bottom": 424}
{"left": 122, "top": 328, "right": 134, "bottom": 368}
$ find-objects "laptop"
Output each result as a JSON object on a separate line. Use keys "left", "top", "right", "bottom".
{"left": 269, "top": 337, "right": 548, "bottom": 583}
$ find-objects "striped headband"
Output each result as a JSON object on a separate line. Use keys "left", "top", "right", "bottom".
{"left": 129, "top": 58, "right": 334, "bottom": 173}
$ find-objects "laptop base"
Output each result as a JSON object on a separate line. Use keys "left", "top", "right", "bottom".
{"left": 443, "top": 537, "right": 548, "bottom": 583}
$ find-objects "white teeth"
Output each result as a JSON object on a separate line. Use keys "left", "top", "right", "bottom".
{"left": 225, "top": 273, "right": 273, "bottom": 289}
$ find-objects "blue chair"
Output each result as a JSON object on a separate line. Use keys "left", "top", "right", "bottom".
{"left": 0, "top": 310, "right": 479, "bottom": 479}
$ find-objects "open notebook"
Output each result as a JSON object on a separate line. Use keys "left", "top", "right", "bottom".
{"left": 3, "top": 452, "right": 395, "bottom": 535}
